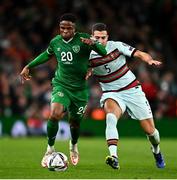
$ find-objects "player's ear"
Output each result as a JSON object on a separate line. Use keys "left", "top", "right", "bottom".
{"left": 72, "top": 24, "right": 76, "bottom": 31}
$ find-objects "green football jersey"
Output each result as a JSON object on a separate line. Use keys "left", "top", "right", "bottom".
{"left": 47, "top": 32, "right": 105, "bottom": 90}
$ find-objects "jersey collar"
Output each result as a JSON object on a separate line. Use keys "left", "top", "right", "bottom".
{"left": 62, "top": 37, "right": 73, "bottom": 43}
{"left": 62, "top": 33, "right": 76, "bottom": 43}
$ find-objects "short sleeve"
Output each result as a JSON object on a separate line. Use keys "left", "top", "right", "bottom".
{"left": 114, "top": 41, "right": 136, "bottom": 57}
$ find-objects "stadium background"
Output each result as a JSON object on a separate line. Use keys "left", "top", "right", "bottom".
{"left": 1, "top": 0, "right": 177, "bottom": 179}
{"left": 0, "top": 0, "right": 177, "bottom": 137}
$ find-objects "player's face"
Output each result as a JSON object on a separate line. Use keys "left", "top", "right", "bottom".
{"left": 92, "top": 30, "right": 108, "bottom": 46}
{"left": 59, "top": 21, "right": 75, "bottom": 40}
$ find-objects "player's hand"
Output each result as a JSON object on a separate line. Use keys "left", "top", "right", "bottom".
{"left": 85, "top": 68, "right": 93, "bottom": 80}
{"left": 20, "top": 66, "right": 32, "bottom": 84}
{"left": 80, "top": 37, "right": 96, "bottom": 46}
{"left": 148, "top": 60, "right": 162, "bottom": 66}
{"left": 134, "top": 50, "right": 162, "bottom": 67}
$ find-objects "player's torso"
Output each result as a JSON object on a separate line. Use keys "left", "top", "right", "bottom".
{"left": 52, "top": 33, "right": 90, "bottom": 69}
{"left": 90, "top": 41, "right": 136, "bottom": 91}
{"left": 51, "top": 33, "right": 91, "bottom": 89}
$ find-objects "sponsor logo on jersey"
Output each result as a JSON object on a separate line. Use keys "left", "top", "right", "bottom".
{"left": 72, "top": 45, "right": 80, "bottom": 53}
{"left": 122, "top": 43, "right": 133, "bottom": 51}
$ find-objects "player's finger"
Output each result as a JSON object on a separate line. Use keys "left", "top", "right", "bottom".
{"left": 81, "top": 37, "right": 91, "bottom": 44}
{"left": 85, "top": 71, "right": 92, "bottom": 80}
{"left": 85, "top": 74, "right": 89, "bottom": 80}
{"left": 21, "top": 75, "right": 32, "bottom": 83}
{"left": 80, "top": 37, "right": 85, "bottom": 42}
{"left": 155, "top": 60, "right": 162, "bottom": 64}
{"left": 27, "top": 75, "right": 32, "bottom": 80}
{"left": 155, "top": 61, "right": 162, "bottom": 66}
{"left": 25, "top": 75, "right": 32, "bottom": 80}
{"left": 20, "top": 75, "right": 25, "bottom": 84}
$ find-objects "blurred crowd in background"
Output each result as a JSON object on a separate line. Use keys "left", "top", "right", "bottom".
{"left": 0, "top": 0, "right": 177, "bottom": 133}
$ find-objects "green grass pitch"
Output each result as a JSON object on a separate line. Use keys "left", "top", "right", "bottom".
{"left": 0, "top": 137, "right": 177, "bottom": 179}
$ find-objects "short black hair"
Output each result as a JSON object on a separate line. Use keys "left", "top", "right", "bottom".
{"left": 60, "top": 13, "right": 77, "bottom": 23}
{"left": 92, "top": 23, "right": 107, "bottom": 33}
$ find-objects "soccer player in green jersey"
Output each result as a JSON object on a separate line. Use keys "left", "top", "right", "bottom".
{"left": 20, "top": 13, "right": 107, "bottom": 167}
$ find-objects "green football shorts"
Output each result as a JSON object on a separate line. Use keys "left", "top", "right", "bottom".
{"left": 51, "top": 86, "right": 89, "bottom": 121}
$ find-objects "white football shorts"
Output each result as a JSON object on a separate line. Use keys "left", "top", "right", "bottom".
{"left": 100, "top": 85, "right": 153, "bottom": 120}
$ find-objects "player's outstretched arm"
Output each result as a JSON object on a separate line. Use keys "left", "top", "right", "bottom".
{"left": 134, "top": 50, "right": 162, "bottom": 66}
{"left": 20, "top": 50, "right": 51, "bottom": 84}
{"left": 27, "top": 50, "right": 51, "bottom": 68}
{"left": 81, "top": 37, "right": 107, "bottom": 56}
{"left": 81, "top": 37, "right": 95, "bottom": 46}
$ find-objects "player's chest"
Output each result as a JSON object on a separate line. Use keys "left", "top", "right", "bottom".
{"left": 94, "top": 60, "right": 122, "bottom": 74}
{"left": 53, "top": 41, "right": 86, "bottom": 65}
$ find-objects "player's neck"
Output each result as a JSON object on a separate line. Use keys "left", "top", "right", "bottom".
{"left": 62, "top": 33, "right": 76, "bottom": 43}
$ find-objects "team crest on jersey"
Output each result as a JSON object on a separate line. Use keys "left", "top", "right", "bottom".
{"left": 57, "top": 48, "right": 61, "bottom": 51}
{"left": 57, "top": 92, "right": 64, "bottom": 97}
{"left": 72, "top": 45, "right": 80, "bottom": 53}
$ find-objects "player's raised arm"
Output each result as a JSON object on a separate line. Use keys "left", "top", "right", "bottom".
{"left": 26, "top": 50, "right": 52, "bottom": 68}
{"left": 81, "top": 37, "right": 107, "bottom": 56}
{"left": 20, "top": 50, "right": 51, "bottom": 83}
{"left": 133, "top": 50, "right": 162, "bottom": 66}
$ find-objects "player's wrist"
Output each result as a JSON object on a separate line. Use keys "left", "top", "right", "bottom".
{"left": 90, "top": 37, "right": 98, "bottom": 45}
{"left": 25, "top": 64, "right": 31, "bottom": 69}
{"left": 25, "top": 64, "right": 29, "bottom": 68}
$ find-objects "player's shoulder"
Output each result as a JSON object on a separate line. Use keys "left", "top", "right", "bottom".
{"left": 77, "top": 32, "right": 90, "bottom": 38}
{"left": 107, "top": 41, "right": 128, "bottom": 51}
{"left": 107, "top": 40, "right": 122, "bottom": 46}
{"left": 50, "top": 35, "right": 62, "bottom": 44}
